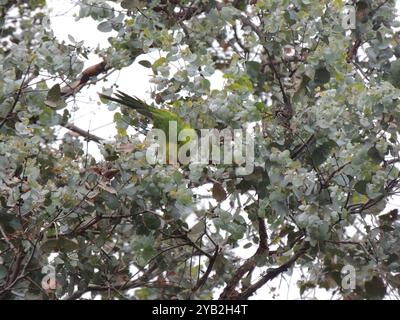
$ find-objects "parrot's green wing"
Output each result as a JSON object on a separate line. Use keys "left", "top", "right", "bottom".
{"left": 99, "top": 90, "right": 191, "bottom": 135}
{"left": 100, "top": 91, "right": 196, "bottom": 163}
{"left": 99, "top": 90, "right": 154, "bottom": 119}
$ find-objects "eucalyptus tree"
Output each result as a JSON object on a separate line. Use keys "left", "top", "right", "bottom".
{"left": 1, "top": 0, "right": 400, "bottom": 300}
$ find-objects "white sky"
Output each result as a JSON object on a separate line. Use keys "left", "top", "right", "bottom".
{"left": 45, "top": 0, "right": 400, "bottom": 300}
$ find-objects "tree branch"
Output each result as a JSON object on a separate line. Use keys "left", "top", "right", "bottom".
{"left": 290, "top": 134, "right": 315, "bottom": 159}
{"left": 191, "top": 245, "right": 220, "bottom": 294}
{"left": 0, "top": 225, "right": 18, "bottom": 254}
{"left": 219, "top": 217, "right": 269, "bottom": 299}
{"left": 236, "top": 242, "right": 310, "bottom": 299}
{"left": 60, "top": 60, "right": 109, "bottom": 98}
{"left": 64, "top": 264, "right": 157, "bottom": 300}
{"left": 63, "top": 123, "right": 104, "bottom": 143}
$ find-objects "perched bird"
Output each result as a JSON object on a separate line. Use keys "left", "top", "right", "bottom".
{"left": 99, "top": 90, "right": 192, "bottom": 163}
{"left": 98, "top": 90, "right": 191, "bottom": 139}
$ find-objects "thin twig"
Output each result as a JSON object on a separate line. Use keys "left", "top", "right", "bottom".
{"left": 0, "top": 225, "right": 17, "bottom": 254}
{"left": 192, "top": 245, "right": 220, "bottom": 294}
{"left": 236, "top": 242, "right": 309, "bottom": 299}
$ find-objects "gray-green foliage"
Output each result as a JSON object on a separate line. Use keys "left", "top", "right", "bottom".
{"left": 1, "top": 0, "right": 400, "bottom": 300}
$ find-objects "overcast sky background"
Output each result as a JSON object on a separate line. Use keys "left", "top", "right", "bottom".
{"left": 44, "top": 0, "right": 400, "bottom": 300}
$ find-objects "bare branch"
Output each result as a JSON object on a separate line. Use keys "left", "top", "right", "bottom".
{"left": 63, "top": 123, "right": 104, "bottom": 143}
{"left": 237, "top": 242, "right": 309, "bottom": 299}
{"left": 191, "top": 245, "right": 220, "bottom": 294}
{"left": 0, "top": 225, "right": 18, "bottom": 254}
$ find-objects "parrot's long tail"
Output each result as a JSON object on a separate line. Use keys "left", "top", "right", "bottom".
{"left": 98, "top": 90, "right": 153, "bottom": 119}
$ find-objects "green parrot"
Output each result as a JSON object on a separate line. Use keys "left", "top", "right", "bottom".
{"left": 99, "top": 90, "right": 191, "bottom": 134}
{"left": 99, "top": 90, "right": 193, "bottom": 163}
